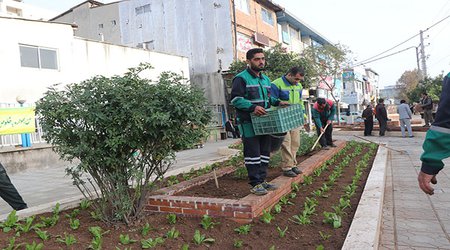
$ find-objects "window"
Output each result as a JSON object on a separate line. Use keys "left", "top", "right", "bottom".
{"left": 98, "top": 23, "right": 103, "bottom": 28}
{"left": 235, "top": 0, "right": 250, "bottom": 14}
{"left": 261, "top": 7, "right": 274, "bottom": 26}
{"left": 19, "top": 45, "right": 58, "bottom": 70}
{"left": 111, "top": 20, "right": 116, "bottom": 25}
{"left": 135, "top": 4, "right": 151, "bottom": 15}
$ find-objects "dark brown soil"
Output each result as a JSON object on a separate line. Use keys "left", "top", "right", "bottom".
{"left": 176, "top": 154, "right": 313, "bottom": 199}
{"left": 0, "top": 144, "right": 376, "bottom": 250}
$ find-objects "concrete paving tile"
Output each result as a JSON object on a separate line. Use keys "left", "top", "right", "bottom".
{"left": 396, "top": 231, "right": 450, "bottom": 249}
{"left": 393, "top": 207, "right": 437, "bottom": 220}
{"left": 396, "top": 218, "right": 444, "bottom": 232}
{"left": 397, "top": 245, "right": 443, "bottom": 250}
{"left": 434, "top": 209, "right": 450, "bottom": 221}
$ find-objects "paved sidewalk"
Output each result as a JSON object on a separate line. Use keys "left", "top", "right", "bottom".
{"left": 0, "top": 139, "right": 239, "bottom": 216}
{"left": 335, "top": 132, "right": 450, "bottom": 249}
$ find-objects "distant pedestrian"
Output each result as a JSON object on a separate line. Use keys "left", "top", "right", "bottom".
{"left": 0, "top": 162, "right": 27, "bottom": 211}
{"left": 418, "top": 72, "right": 450, "bottom": 195}
{"left": 361, "top": 104, "right": 374, "bottom": 136}
{"left": 397, "top": 100, "right": 414, "bottom": 138}
{"left": 312, "top": 98, "right": 337, "bottom": 150}
{"left": 375, "top": 98, "right": 388, "bottom": 136}
{"left": 420, "top": 92, "right": 433, "bottom": 127}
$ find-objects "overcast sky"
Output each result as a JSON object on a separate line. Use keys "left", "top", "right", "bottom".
{"left": 26, "top": 0, "right": 450, "bottom": 88}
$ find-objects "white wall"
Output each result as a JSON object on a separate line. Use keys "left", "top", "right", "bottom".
{"left": 0, "top": 0, "right": 56, "bottom": 20}
{"left": 0, "top": 17, "right": 190, "bottom": 104}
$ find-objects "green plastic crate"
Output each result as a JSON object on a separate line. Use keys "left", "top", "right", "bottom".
{"left": 251, "top": 104, "right": 304, "bottom": 135}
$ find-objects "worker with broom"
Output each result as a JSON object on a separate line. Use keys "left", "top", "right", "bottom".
{"left": 312, "top": 98, "right": 337, "bottom": 150}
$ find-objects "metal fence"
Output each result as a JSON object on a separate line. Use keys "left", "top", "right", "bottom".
{"left": 0, "top": 103, "right": 46, "bottom": 148}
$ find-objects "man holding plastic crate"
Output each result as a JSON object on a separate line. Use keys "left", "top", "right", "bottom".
{"left": 271, "top": 67, "right": 305, "bottom": 177}
{"left": 312, "top": 98, "right": 337, "bottom": 150}
{"left": 231, "top": 48, "right": 287, "bottom": 196}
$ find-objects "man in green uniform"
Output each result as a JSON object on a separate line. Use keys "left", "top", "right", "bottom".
{"left": 231, "top": 48, "right": 286, "bottom": 195}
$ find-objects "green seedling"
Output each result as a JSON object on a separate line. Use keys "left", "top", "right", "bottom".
{"left": 34, "top": 228, "right": 50, "bottom": 241}
{"left": 289, "top": 192, "right": 297, "bottom": 199}
{"left": 192, "top": 230, "right": 215, "bottom": 245}
{"left": 24, "top": 241, "right": 43, "bottom": 250}
{"left": 4, "top": 237, "right": 23, "bottom": 250}
{"left": 69, "top": 218, "right": 80, "bottom": 230}
{"left": 119, "top": 234, "right": 137, "bottom": 244}
{"left": 89, "top": 226, "right": 110, "bottom": 250}
{"left": 234, "top": 239, "right": 243, "bottom": 248}
{"left": 80, "top": 199, "right": 91, "bottom": 210}
{"left": 39, "top": 215, "right": 59, "bottom": 227}
{"left": 291, "top": 182, "right": 300, "bottom": 192}
{"left": 277, "top": 226, "right": 288, "bottom": 238}
{"left": 56, "top": 233, "right": 77, "bottom": 246}
{"left": 273, "top": 204, "right": 282, "bottom": 214}
{"left": 279, "top": 196, "right": 293, "bottom": 205}
{"left": 141, "top": 237, "right": 164, "bottom": 249}
{"left": 260, "top": 209, "right": 274, "bottom": 224}
{"left": 269, "top": 245, "right": 275, "bottom": 250}
{"left": 200, "top": 215, "right": 220, "bottom": 230}
{"left": 167, "top": 213, "right": 177, "bottom": 224}
{"left": 181, "top": 243, "right": 190, "bottom": 250}
{"left": 303, "top": 175, "right": 313, "bottom": 185}
{"left": 339, "top": 197, "right": 351, "bottom": 210}
{"left": 90, "top": 211, "right": 102, "bottom": 220}
{"left": 0, "top": 210, "right": 19, "bottom": 232}
{"left": 319, "top": 231, "right": 331, "bottom": 240}
{"left": 290, "top": 213, "right": 311, "bottom": 225}
{"left": 167, "top": 175, "right": 179, "bottom": 186}
{"left": 166, "top": 227, "right": 180, "bottom": 239}
{"left": 323, "top": 212, "right": 342, "bottom": 228}
{"left": 141, "top": 222, "right": 152, "bottom": 236}
{"left": 316, "top": 244, "right": 325, "bottom": 250}
{"left": 16, "top": 216, "right": 35, "bottom": 233}
{"left": 234, "top": 224, "right": 251, "bottom": 234}
{"left": 65, "top": 209, "right": 80, "bottom": 219}
{"left": 52, "top": 203, "right": 61, "bottom": 215}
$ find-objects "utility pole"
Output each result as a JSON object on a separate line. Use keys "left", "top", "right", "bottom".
{"left": 419, "top": 30, "right": 428, "bottom": 79}
{"left": 415, "top": 46, "right": 422, "bottom": 79}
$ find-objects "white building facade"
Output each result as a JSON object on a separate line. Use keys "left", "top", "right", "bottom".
{"left": 0, "top": 0, "right": 56, "bottom": 20}
{"left": 0, "top": 16, "right": 190, "bottom": 104}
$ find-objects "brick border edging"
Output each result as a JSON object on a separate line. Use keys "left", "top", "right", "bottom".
{"left": 145, "top": 141, "right": 346, "bottom": 222}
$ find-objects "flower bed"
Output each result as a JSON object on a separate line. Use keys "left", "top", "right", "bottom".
{"left": 0, "top": 140, "right": 378, "bottom": 249}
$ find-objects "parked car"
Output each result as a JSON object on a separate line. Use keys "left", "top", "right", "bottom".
{"left": 341, "top": 111, "right": 363, "bottom": 124}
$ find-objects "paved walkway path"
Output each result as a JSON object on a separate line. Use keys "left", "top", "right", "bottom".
{"left": 0, "top": 139, "right": 239, "bottom": 215}
{"left": 335, "top": 132, "right": 450, "bottom": 249}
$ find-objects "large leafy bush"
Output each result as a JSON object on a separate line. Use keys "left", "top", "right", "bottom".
{"left": 36, "top": 64, "right": 211, "bottom": 224}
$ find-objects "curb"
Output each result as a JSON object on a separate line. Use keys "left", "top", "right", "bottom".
{"left": 342, "top": 145, "right": 388, "bottom": 249}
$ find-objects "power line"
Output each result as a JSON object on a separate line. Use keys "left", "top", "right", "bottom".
{"left": 353, "top": 46, "right": 417, "bottom": 67}
{"left": 357, "top": 13, "right": 450, "bottom": 65}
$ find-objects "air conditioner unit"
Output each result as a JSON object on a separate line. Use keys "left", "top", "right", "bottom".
{"left": 254, "top": 32, "right": 270, "bottom": 46}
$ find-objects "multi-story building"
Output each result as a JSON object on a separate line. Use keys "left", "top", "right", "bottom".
{"left": 51, "top": 0, "right": 286, "bottom": 124}
{"left": 0, "top": 0, "right": 56, "bottom": 20}
{"left": 0, "top": 16, "right": 189, "bottom": 104}
{"left": 341, "top": 67, "right": 379, "bottom": 113}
